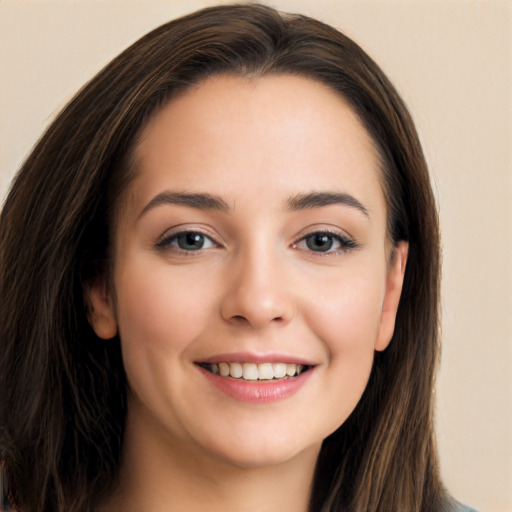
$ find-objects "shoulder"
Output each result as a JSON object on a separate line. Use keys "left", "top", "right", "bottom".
{"left": 454, "top": 502, "right": 480, "bottom": 512}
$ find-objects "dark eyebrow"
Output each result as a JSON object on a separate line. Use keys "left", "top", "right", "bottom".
{"left": 139, "top": 191, "right": 230, "bottom": 217}
{"left": 286, "top": 192, "right": 369, "bottom": 218}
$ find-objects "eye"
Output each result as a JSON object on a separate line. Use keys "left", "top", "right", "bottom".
{"left": 294, "top": 231, "right": 356, "bottom": 254}
{"left": 157, "top": 231, "right": 217, "bottom": 251}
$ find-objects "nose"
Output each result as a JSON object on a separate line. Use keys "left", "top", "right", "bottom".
{"left": 220, "top": 247, "right": 295, "bottom": 329}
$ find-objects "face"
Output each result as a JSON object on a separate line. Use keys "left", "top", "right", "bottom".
{"left": 89, "top": 75, "right": 407, "bottom": 470}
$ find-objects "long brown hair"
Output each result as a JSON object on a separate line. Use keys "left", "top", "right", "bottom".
{"left": 1, "top": 4, "right": 451, "bottom": 511}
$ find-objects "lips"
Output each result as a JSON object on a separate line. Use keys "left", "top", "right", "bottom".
{"left": 195, "top": 355, "right": 315, "bottom": 403}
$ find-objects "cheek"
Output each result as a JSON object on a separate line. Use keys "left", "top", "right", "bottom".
{"left": 114, "top": 262, "right": 215, "bottom": 351}
{"left": 305, "top": 266, "right": 385, "bottom": 355}
{"left": 111, "top": 262, "right": 226, "bottom": 436}
{"left": 300, "top": 263, "right": 385, "bottom": 426}
{"left": 112, "top": 261, "right": 220, "bottom": 401}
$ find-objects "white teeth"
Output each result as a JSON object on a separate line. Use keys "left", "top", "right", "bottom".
{"left": 258, "top": 363, "right": 274, "bottom": 380}
{"left": 273, "top": 363, "right": 287, "bottom": 378}
{"left": 218, "top": 362, "right": 230, "bottom": 377}
{"left": 287, "top": 363, "right": 302, "bottom": 376}
{"left": 229, "top": 362, "right": 243, "bottom": 378}
{"left": 242, "top": 363, "right": 258, "bottom": 380}
{"left": 202, "top": 362, "right": 306, "bottom": 380}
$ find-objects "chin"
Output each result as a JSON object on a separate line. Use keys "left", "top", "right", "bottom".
{"left": 192, "top": 421, "right": 325, "bottom": 471}
{"left": 211, "top": 440, "right": 321, "bottom": 470}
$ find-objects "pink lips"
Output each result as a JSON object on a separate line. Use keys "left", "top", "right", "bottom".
{"left": 199, "top": 351, "right": 315, "bottom": 366}
{"left": 197, "top": 354, "right": 314, "bottom": 404}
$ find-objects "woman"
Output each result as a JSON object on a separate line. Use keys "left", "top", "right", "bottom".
{"left": 0, "top": 4, "right": 476, "bottom": 512}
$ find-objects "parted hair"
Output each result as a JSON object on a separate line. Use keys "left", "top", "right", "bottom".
{"left": 1, "top": 4, "right": 451, "bottom": 512}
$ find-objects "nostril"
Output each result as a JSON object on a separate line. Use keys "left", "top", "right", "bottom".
{"left": 229, "top": 314, "right": 284, "bottom": 326}
{"left": 220, "top": 287, "right": 294, "bottom": 328}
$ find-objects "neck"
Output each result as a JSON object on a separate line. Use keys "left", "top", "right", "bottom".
{"left": 97, "top": 406, "right": 320, "bottom": 512}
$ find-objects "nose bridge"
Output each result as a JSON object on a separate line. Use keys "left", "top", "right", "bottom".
{"left": 220, "top": 236, "right": 294, "bottom": 328}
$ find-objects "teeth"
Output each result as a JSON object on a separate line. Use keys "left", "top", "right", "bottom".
{"left": 229, "top": 362, "right": 243, "bottom": 378}
{"left": 202, "top": 362, "right": 306, "bottom": 380}
{"left": 273, "top": 363, "right": 287, "bottom": 379}
{"left": 242, "top": 363, "right": 258, "bottom": 380}
{"left": 286, "top": 363, "right": 297, "bottom": 377}
{"left": 258, "top": 363, "right": 274, "bottom": 380}
{"left": 219, "top": 362, "right": 230, "bottom": 377}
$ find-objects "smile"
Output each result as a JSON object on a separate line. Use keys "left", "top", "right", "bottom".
{"left": 198, "top": 362, "right": 308, "bottom": 381}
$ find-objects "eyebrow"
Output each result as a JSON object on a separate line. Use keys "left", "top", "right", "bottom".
{"left": 139, "top": 190, "right": 369, "bottom": 219}
{"left": 139, "top": 191, "right": 230, "bottom": 217}
{"left": 286, "top": 192, "right": 369, "bottom": 217}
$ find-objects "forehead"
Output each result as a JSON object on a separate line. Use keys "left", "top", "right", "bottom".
{"left": 128, "top": 74, "right": 385, "bottom": 219}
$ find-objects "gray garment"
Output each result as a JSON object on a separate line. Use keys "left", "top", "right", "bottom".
{"left": 456, "top": 502, "right": 480, "bottom": 512}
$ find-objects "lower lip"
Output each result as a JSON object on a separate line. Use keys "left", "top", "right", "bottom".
{"left": 198, "top": 366, "right": 313, "bottom": 404}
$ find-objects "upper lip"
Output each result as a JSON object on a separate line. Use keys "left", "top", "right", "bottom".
{"left": 196, "top": 351, "right": 318, "bottom": 366}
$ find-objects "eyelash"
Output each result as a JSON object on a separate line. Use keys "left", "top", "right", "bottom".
{"left": 156, "top": 228, "right": 357, "bottom": 256}
{"left": 156, "top": 230, "right": 220, "bottom": 253}
{"left": 292, "top": 230, "right": 357, "bottom": 255}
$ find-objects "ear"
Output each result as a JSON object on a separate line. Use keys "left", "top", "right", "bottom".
{"left": 375, "top": 241, "right": 408, "bottom": 351}
{"left": 85, "top": 279, "right": 118, "bottom": 340}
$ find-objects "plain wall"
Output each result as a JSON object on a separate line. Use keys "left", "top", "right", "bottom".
{"left": 1, "top": 1, "right": 510, "bottom": 510}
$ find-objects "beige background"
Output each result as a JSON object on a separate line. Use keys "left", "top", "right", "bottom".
{"left": 1, "top": 1, "right": 510, "bottom": 510}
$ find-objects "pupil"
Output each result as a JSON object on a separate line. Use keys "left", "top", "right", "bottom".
{"left": 179, "top": 232, "right": 204, "bottom": 250}
{"left": 307, "top": 234, "right": 333, "bottom": 252}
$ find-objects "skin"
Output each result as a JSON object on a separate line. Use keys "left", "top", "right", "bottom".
{"left": 89, "top": 75, "right": 408, "bottom": 512}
